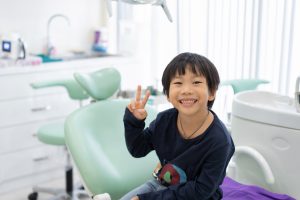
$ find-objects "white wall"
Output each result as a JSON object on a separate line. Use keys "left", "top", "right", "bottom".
{"left": 0, "top": 0, "right": 107, "bottom": 55}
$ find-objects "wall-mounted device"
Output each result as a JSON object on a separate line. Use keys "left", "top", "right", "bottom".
{"left": 0, "top": 33, "right": 26, "bottom": 60}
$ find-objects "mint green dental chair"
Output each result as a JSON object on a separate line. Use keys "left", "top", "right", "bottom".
{"left": 221, "top": 79, "right": 269, "bottom": 94}
{"left": 28, "top": 67, "right": 121, "bottom": 200}
{"left": 73, "top": 67, "right": 121, "bottom": 101}
{"left": 30, "top": 79, "right": 90, "bottom": 146}
{"left": 28, "top": 79, "right": 89, "bottom": 200}
{"left": 67, "top": 68, "right": 158, "bottom": 199}
{"left": 64, "top": 99, "right": 158, "bottom": 200}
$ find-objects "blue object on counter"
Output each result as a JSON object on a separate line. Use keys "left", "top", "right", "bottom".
{"left": 37, "top": 54, "right": 63, "bottom": 63}
{"left": 92, "top": 44, "right": 107, "bottom": 53}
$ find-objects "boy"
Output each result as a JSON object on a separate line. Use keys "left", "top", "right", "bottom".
{"left": 122, "top": 52, "right": 235, "bottom": 200}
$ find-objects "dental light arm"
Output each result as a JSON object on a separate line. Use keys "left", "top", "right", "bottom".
{"left": 104, "top": 0, "right": 112, "bottom": 17}
{"left": 159, "top": 0, "right": 173, "bottom": 22}
{"left": 105, "top": 0, "right": 173, "bottom": 22}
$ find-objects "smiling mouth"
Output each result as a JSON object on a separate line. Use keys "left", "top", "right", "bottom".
{"left": 179, "top": 99, "right": 198, "bottom": 105}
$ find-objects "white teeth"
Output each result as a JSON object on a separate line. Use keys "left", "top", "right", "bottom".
{"left": 180, "top": 100, "right": 196, "bottom": 105}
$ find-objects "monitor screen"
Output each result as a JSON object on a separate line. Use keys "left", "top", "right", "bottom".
{"left": 2, "top": 41, "right": 11, "bottom": 52}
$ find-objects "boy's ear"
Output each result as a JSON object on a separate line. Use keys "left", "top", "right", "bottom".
{"left": 208, "top": 90, "right": 216, "bottom": 101}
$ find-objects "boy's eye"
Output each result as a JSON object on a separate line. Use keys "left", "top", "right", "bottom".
{"left": 193, "top": 81, "right": 202, "bottom": 85}
{"left": 173, "top": 81, "right": 182, "bottom": 85}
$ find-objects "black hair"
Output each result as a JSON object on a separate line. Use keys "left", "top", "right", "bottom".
{"left": 161, "top": 52, "right": 220, "bottom": 109}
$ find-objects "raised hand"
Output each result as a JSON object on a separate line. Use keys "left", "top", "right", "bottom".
{"left": 154, "top": 162, "right": 162, "bottom": 174}
{"left": 131, "top": 196, "right": 139, "bottom": 200}
{"left": 127, "top": 85, "right": 151, "bottom": 120}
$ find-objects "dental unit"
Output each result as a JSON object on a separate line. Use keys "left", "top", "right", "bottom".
{"left": 229, "top": 89, "right": 300, "bottom": 199}
{"left": 296, "top": 76, "right": 300, "bottom": 113}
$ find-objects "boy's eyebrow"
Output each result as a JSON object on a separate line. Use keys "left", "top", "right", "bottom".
{"left": 173, "top": 73, "right": 203, "bottom": 78}
{"left": 172, "top": 76, "right": 182, "bottom": 79}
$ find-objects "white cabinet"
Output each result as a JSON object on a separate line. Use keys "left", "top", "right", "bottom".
{"left": 0, "top": 93, "right": 80, "bottom": 128}
{"left": 0, "top": 56, "right": 144, "bottom": 195}
{"left": 0, "top": 70, "right": 79, "bottom": 194}
{"left": 0, "top": 144, "right": 65, "bottom": 187}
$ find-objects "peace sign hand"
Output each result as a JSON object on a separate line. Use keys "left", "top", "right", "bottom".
{"left": 127, "top": 85, "right": 151, "bottom": 120}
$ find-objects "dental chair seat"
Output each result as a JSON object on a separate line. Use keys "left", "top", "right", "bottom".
{"left": 36, "top": 123, "right": 65, "bottom": 146}
{"left": 65, "top": 99, "right": 158, "bottom": 199}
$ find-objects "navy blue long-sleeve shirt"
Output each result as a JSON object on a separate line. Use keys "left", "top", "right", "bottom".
{"left": 123, "top": 107, "right": 235, "bottom": 200}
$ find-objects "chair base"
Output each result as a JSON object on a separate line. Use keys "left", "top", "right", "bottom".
{"left": 28, "top": 160, "right": 89, "bottom": 200}
{"left": 28, "top": 146, "right": 89, "bottom": 200}
{"left": 28, "top": 186, "right": 89, "bottom": 200}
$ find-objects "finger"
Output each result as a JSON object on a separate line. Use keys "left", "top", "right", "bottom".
{"left": 141, "top": 90, "right": 151, "bottom": 107}
{"left": 129, "top": 99, "right": 136, "bottom": 110}
{"left": 127, "top": 104, "right": 133, "bottom": 112}
{"left": 135, "top": 85, "right": 141, "bottom": 102}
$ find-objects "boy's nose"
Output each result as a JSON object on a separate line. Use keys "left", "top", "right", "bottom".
{"left": 181, "top": 84, "right": 192, "bottom": 94}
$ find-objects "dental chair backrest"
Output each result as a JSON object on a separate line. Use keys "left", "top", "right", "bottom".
{"left": 74, "top": 67, "right": 121, "bottom": 101}
{"left": 221, "top": 79, "right": 269, "bottom": 94}
{"left": 64, "top": 99, "right": 158, "bottom": 199}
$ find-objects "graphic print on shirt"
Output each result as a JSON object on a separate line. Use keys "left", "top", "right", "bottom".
{"left": 158, "top": 163, "right": 187, "bottom": 186}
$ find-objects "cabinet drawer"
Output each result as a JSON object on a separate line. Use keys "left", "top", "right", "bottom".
{"left": 0, "top": 145, "right": 65, "bottom": 184}
{"left": 0, "top": 93, "right": 79, "bottom": 127}
{"left": 0, "top": 118, "right": 64, "bottom": 154}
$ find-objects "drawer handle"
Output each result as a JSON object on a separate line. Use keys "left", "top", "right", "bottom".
{"left": 33, "top": 156, "right": 49, "bottom": 162}
{"left": 31, "top": 106, "right": 52, "bottom": 112}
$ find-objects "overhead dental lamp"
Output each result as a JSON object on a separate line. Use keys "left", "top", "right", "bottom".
{"left": 104, "top": 0, "right": 173, "bottom": 22}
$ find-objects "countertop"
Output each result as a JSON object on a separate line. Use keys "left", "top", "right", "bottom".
{"left": 0, "top": 55, "right": 138, "bottom": 76}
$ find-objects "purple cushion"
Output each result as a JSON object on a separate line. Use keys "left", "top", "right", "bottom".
{"left": 221, "top": 177, "right": 296, "bottom": 200}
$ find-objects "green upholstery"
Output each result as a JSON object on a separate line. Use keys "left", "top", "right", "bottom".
{"left": 221, "top": 79, "right": 269, "bottom": 94}
{"left": 31, "top": 79, "right": 89, "bottom": 146}
{"left": 31, "top": 79, "right": 89, "bottom": 100}
{"left": 31, "top": 68, "right": 121, "bottom": 146}
{"left": 36, "top": 123, "right": 65, "bottom": 145}
{"left": 65, "top": 99, "right": 158, "bottom": 199}
{"left": 73, "top": 68, "right": 121, "bottom": 100}
{"left": 29, "top": 78, "right": 92, "bottom": 199}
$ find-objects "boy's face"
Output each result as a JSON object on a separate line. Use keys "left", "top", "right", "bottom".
{"left": 167, "top": 67, "right": 215, "bottom": 116}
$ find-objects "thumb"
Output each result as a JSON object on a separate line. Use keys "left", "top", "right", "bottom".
{"left": 135, "top": 108, "right": 148, "bottom": 119}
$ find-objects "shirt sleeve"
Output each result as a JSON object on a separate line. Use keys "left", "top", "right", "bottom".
{"left": 138, "top": 143, "right": 233, "bottom": 200}
{"left": 123, "top": 107, "right": 155, "bottom": 158}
